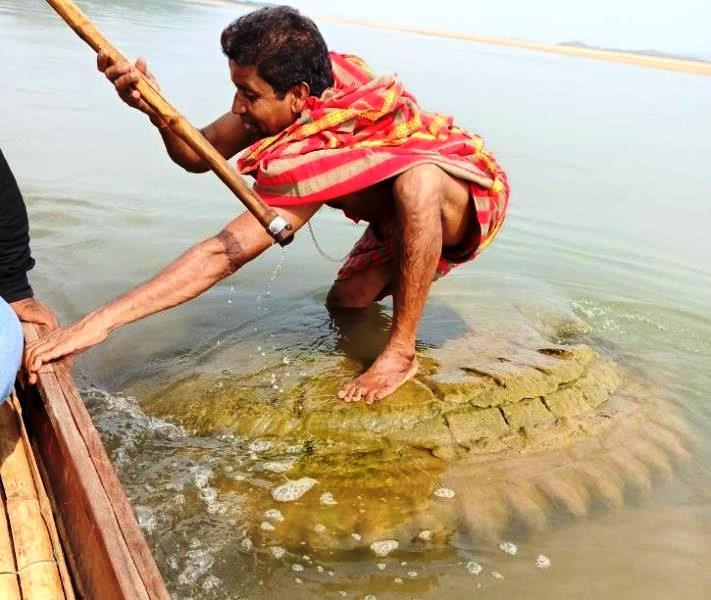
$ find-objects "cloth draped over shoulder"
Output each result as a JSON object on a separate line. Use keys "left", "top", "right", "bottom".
{"left": 237, "top": 52, "right": 509, "bottom": 250}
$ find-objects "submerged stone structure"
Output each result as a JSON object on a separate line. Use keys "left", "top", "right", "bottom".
{"left": 140, "top": 314, "right": 691, "bottom": 554}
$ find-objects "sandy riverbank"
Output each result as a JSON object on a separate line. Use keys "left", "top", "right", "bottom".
{"left": 226, "top": 2, "right": 710, "bottom": 76}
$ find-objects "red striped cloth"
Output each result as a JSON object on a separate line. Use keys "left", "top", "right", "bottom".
{"left": 238, "top": 52, "right": 509, "bottom": 253}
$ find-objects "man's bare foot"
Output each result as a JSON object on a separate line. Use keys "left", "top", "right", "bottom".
{"left": 338, "top": 350, "right": 419, "bottom": 405}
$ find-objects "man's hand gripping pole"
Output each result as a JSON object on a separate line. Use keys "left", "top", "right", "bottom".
{"left": 44, "top": 0, "right": 294, "bottom": 246}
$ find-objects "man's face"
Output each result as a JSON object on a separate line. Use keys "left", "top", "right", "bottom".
{"left": 229, "top": 60, "right": 303, "bottom": 138}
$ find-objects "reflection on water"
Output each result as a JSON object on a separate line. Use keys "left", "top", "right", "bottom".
{"left": 3, "top": 0, "right": 711, "bottom": 598}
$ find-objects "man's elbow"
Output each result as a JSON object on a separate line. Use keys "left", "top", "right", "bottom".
{"left": 214, "top": 229, "right": 247, "bottom": 274}
{"left": 181, "top": 160, "right": 209, "bottom": 174}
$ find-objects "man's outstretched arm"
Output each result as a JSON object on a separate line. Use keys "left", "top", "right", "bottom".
{"left": 23, "top": 203, "right": 320, "bottom": 383}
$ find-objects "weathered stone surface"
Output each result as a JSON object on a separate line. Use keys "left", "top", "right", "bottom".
{"left": 445, "top": 408, "right": 509, "bottom": 447}
{"left": 132, "top": 314, "right": 690, "bottom": 553}
{"left": 502, "top": 398, "right": 556, "bottom": 433}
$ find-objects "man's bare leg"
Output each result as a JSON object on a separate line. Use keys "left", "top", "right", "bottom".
{"left": 337, "top": 165, "right": 458, "bottom": 404}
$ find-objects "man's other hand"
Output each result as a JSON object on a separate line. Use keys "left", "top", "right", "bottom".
{"left": 10, "top": 298, "right": 60, "bottom": 331}
{"left": 97, "top": 49, "right": 164, "bottom": 124}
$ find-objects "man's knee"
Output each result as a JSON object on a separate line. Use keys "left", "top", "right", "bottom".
{"left": 392, "top": 165, "right": 445, "bottom": 211}
{"left": 326, "top": 282, "right": 374, "bottom": 310}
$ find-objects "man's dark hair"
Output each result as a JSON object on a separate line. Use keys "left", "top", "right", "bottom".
{"left": 221, "top": 6, "right": 334, "bottom": 98}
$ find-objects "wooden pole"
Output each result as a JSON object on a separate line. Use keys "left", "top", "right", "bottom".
{"left": 44, "top": 0, "right": 294, "bottom": 246}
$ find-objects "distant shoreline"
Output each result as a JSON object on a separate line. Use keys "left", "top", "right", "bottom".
{"left": 224, "top": 1, "right": 711, "bottom": 77}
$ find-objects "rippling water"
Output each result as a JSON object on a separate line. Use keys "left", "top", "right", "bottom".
{"left": 3, "top": 1, "right": 711, "bottom": 598}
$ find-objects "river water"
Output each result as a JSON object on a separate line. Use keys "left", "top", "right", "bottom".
{"left": 2, "top": 1, "right": 711, "bottom": 598}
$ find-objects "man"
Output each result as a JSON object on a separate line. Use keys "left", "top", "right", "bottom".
{"left": 1, "top": 148, "right": 59, "bottom": 402}
{"left": 25, "top": 6, "right": 509, "bottom": 404}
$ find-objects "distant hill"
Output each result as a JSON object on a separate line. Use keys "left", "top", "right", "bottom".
{"left": 560, "top": 41, "right": 710, "bottom": 64}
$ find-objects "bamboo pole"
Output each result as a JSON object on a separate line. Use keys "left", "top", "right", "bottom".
{"left": 0, "top": 492, "right": 21, "bottom": 600}
{"left": 44, "top": 0, "right": 294, "bottom": 246}
{"left": 0, "top": 402, "right": 64, "bottom": 600}
{"left": 10, "top": 392, "right": 76, "bottom": 600}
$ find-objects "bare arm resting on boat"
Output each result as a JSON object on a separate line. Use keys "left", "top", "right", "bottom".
{"left": 23, "top": 203, "right": 320, "bottom": 384}
{"left": 97, "top": 50, "right": 254, "bottom": 172}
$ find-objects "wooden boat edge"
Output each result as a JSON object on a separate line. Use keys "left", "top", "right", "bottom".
{"left": 16, "top": 323, "right": 170, "bottom": 600}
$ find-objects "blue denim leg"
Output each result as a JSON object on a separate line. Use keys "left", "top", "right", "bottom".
{"left": 0, "top": 297, "right": 23, "bottom": 403}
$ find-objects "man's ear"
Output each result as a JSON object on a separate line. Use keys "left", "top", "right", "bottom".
{"left": 290, "top": 82, "right": 311, "bottom": 113}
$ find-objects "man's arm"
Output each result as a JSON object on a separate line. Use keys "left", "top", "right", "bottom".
{"left": 24, "top": 203, "right": 321, "bottom": 383}
{"left": 98, "top": 52, "right": 253, "bottom": 173}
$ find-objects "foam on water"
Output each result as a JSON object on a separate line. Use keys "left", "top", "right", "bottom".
{"left": 370, "top": 540, "right": 399, "bottom": 557}
{"left": 271, "top": 477, "right": 318, "bottom": 502}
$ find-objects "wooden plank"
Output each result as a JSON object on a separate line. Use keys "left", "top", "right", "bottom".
{"left": 26, "top": 370, "right": 150, "bottom": 600}
{"left": 19, "top": 322, "right": 170, "bottom": 599}
{"left": 51, "top": 364, "right": 170, "bottom": 599}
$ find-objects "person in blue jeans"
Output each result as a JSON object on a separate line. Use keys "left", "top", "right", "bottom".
{"left": 1, "top": 148, "right": 59, "bottom": 403}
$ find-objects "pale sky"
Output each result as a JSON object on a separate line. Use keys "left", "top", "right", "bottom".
{"left": 287, "top": 0, "right": 711, "bottom": 59}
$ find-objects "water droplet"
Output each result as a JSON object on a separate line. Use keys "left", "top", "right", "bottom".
{"left": 377, "top": 563, "right": 387, "bottom": 571}
{"left": 317, "top": 565, "right": 324, "bottom": 573}
{"left": 314, "top": 524, "right": 327, "bottom": 534}
{"left": 294, "top": 577, "right": 303, "bottom": 584}
{"left": 282, "top": 356, "right": 291, "bottom": 365}
{"left": 407, "top": 571, "right": 418, "bottom": 578}
{"left": 394, "top": 577, "right": 404, "bottom": 584}
{"left": 491, "top": 571, "right": 504, "bottom": 580}
{"left": 292, "top": 563, "right": 304, "bottom": 572}
{"left": 260, "top": 521, "right": 275, "bottom": 532}
{"left": 269, "top": 546, "right": 286, "bottom": 559}
{"left": 240, "top": 538, "right": 253, "bottom": 552}
{"left": 351, "top": 533, "right": 362, "bottom": 541}
{"left": 418, "top": 530, "right": 432, "bottom": 541}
